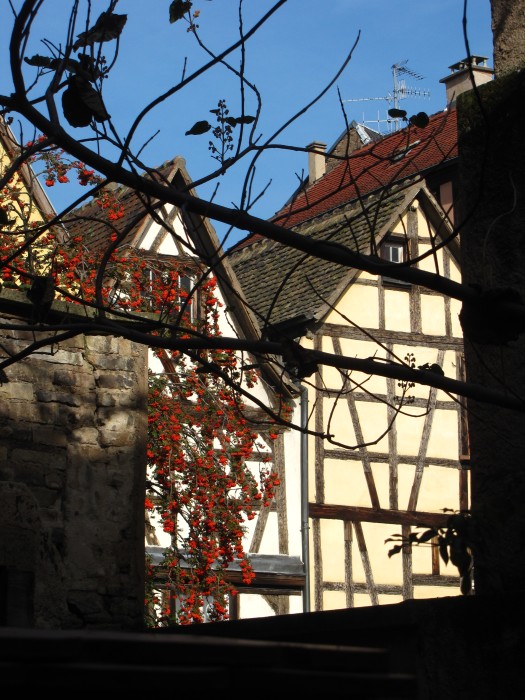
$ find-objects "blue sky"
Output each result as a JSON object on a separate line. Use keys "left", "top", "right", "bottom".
{"left": 2, "top": 1, "right": 494, "bottom": 246}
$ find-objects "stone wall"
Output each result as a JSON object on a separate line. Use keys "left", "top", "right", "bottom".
{"left": 490, "top": 0, "right": 525, "bottom": 76}
{"left": 0, "top": 296, "right": 148, "bottom": 631}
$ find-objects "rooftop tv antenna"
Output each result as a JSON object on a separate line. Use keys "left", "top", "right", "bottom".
{"left": 344, "top": 60, "right": 431, "bottom": 132}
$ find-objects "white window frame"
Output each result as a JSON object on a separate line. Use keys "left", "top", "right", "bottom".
{"left": 380, "top": 237, "right": 410, "bottom": 287}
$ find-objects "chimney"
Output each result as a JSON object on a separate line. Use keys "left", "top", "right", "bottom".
{"left": 439, "top": 55, "right": 494, "bottom": 107}
{"left": 307, "top": 141, "right": 327, "bottom": 183}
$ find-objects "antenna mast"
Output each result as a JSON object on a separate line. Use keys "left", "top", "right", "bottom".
{"left": 344, "top": 60, "right": 431, "bottom": 133}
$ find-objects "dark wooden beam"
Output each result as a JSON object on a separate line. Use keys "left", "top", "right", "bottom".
{"left": 152, "top": 569, "right": 305, "bottom": 592}
{"left": 309, "top": 502, "right": 452, "bottom": 528}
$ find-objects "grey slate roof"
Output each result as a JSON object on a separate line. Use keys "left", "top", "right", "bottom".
{"left": 229, "top": 183, "right": 416, "bottom": 336}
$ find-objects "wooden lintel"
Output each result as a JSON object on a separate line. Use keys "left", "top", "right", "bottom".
{"left": 309, "top": 502, "right": 452, "bottom": 528}
{"left": 152, "top": 569, "right": 305, "bottom": 591}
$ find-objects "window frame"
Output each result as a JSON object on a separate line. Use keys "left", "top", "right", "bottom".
{"left": 177, "top": 272, "right": 198, "bottom": 323}
{"left": 379, "top": 236, "right": 411, "bottom": 288}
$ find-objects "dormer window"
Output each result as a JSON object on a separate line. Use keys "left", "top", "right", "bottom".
{"left": 380, "top": 237, "right": 410, "bottom": 287}
{"left": 381, "top": 239, "right": 405, "bottom": 264}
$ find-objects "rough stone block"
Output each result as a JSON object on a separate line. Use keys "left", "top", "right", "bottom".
{"left": 33, "top": 349, "right": 84, "bottom": 366}
{"left": 35, "top": 389, "right": 82, "bottom": 407}
{"left": 32, "top": 426, "right": 69, "bottom": 447}
{"left": 52, "top": 370, "right": 78, "bottom": 387}
{"left": 95, "top": 372, "right": 135, "bottom": 389}
{"left": 0, "top": 382, "right": 34, "bottom": 401}
{"left": 96, "top": 392, "right": 117, "bottom": 407}
{"left": 69, "top": 426, "right": 100, "bottom": 445}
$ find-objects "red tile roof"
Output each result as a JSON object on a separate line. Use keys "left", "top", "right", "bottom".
{"left": 273, "top": 109, "right": 457, "bottom": 229}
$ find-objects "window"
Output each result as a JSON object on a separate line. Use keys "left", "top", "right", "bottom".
{"left": 380, "top": 237, "right": 410, "bottom": 287}
{"left": 178, "top": 273, "right": 198, "bottom": 322}
{"left": 141, "top": 267, "right": 200, "bottom": 322}
{"left": 381, "top": 239, "right": 405, "bottom": 264}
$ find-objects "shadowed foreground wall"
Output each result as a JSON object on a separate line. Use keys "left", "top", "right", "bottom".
{"left": 0, "top": 295, "right": 148, "bottom": 631}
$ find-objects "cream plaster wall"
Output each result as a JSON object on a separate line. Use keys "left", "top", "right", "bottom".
{"left": 421, "top": 295, "right": 446, "bottom": 335}
{"left": 353, "top": 522, "right": 404, "bottom": 584}
{"left": 411, "top": 539, "right": 436, "bottom": 573}
{"left": 325, "top": 281, "right": 379, "bottom": 328}
{"left": 384, "top": 288, "right": 411, "bottom": 331}
{"left": 323, "top": 337, "right": 389, "bottom": 395}
{"left": 305, "top": 196, "right": 466, "bottom": 608}
{"left": 413, "top": 585, "right": 459, "bottom": 599}
{"left": 322, "top": 398, "right": 390, "bottom": 452}
{"left": 414, "top": 464, "right": 460, "bottom": 512}
{"left": 319, "top": 519, "right": 346, "bottom": 579}
{"left": 396, "top": 463, "right": 418, "bottom": 510}
{"left": 418, "top": 244, "right": 445, "bottom": 275}
{"left": 282, "top": 412, "right": 304, "bottom": 556}
{"left": 391, "top": 343, "right": 444, "bottom": 399}
{"left": 238, "top": 591, "right": 302, "bottom": 618}
{"left": 324, "top": 461, "right": 392, "bottom": 510}
{"left": 139, "top": 210, "right": 186, "bottom": 254}
{"left": 427, "top": 411, "right": 461, "bottom": 459}
{"left": 323, "top": 590, "right": 347, "bottom": 610}
{"left": 394, "top": 411, "right": 425, "bottom": 455}
{"left": 410, "top": 538, "right": 458, "bottom": 580}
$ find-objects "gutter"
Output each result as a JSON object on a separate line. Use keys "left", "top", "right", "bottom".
{"left": 299, "top": 381, "right": 311, "bottom": 613}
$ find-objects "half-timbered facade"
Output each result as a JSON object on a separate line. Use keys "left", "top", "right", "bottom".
{"left": 230, "top": 105, "right": 471, "bottom": 610}
{"left": 62, "top": 157, "right": 306, "bottom": 621}
{"left": 1, "top": 118, "right": 56, "bottom": 247}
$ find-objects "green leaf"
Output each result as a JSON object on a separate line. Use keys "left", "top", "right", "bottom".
{"left": 388, "top": 108, "right": 407, "bottom": 119}
{"left": 24, "top": 54, "right": 101, "bottom": 81}
{"left": 24, "top": 55, "right": 54, "bottom": 68}
{"left": 224, "top": 117, "right": 238, "bottom": 127}
{"left": 169, "top": 1, "right": 192, "bottom": 23}
{"left": 417, "top": 528, "right": 439, "bottom": 544}
{"left": 75, "top": 78, "right": 109, "bottom": 122}
{"left": 447, "top": 513, "right": 467, "bottom": 532}
{"left": 409, "top": 112, "right": 430, "bottom": 129}
{"left": 388, "top": 544, "right": 403, "bottom": 558}
{"left": 74, "top": 54, "right": 104, "bottom": 81}
{"left": 62, "top": 83, "right": 92, "bottom": 127}
{"left": 450, "top": 540, "right": 472, "bottom": 573}
{"left": 73, "top": 12, "right": 127, "bottom": 50}
{"left": 185, "top": 120, "right": 211, "bottom": 136}
{"left": 234, "top": 115, "right": 256, "bottom": 125}
{"left": 62, "top": 77, "right": 109, "bottom": 128}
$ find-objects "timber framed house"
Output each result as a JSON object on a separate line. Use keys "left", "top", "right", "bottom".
{"left": 230, "top": 104, "right": 473, "bottom": 610}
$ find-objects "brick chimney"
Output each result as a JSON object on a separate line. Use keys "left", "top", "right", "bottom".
{"left": 439, "top": 56, "right": 494, "bottom": 107}
{"left": 307, "top": 141, "right": 327, "bottom": 183}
